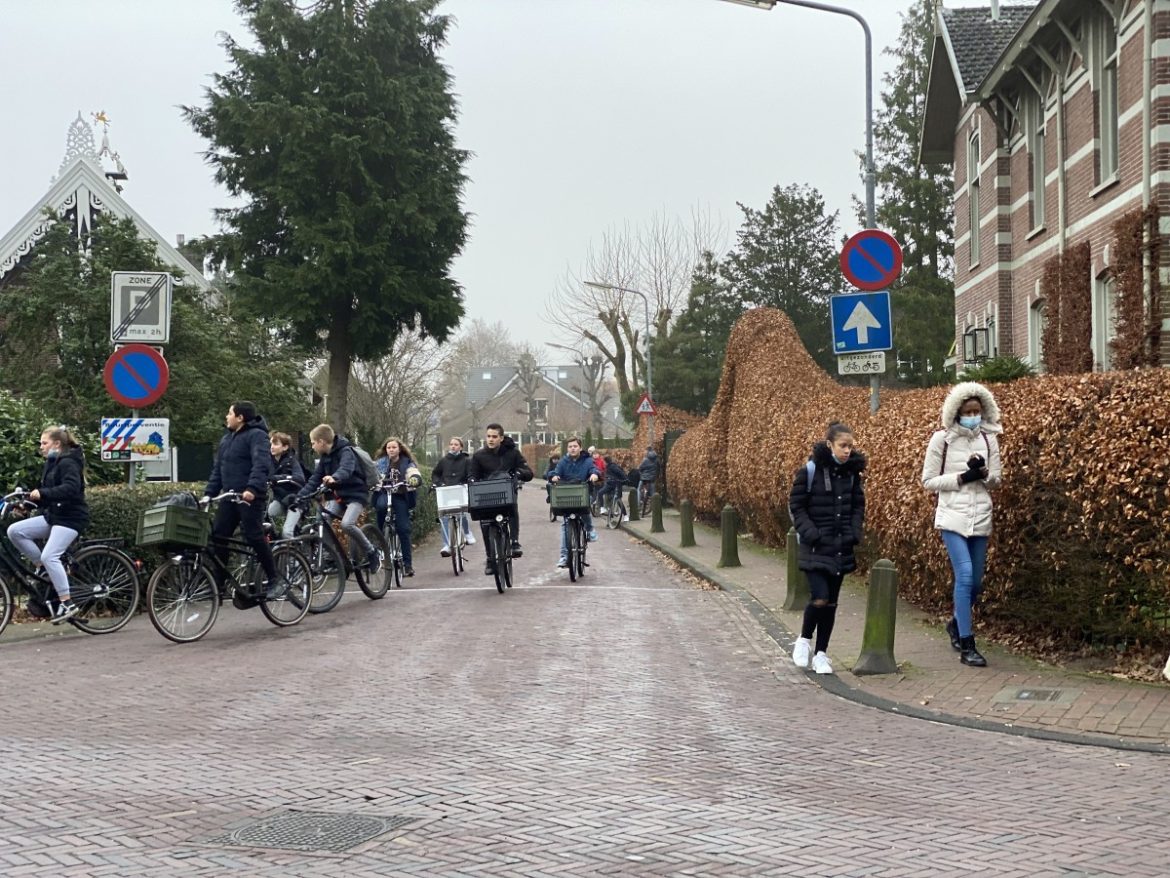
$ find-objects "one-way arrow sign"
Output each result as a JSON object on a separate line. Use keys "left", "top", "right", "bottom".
{"left": 830, "top": 292, "right": 892, "bottom": 354}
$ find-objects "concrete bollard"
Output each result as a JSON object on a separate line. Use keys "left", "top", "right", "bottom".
{"left": 650, "top": 494, "right": 665, "bottom": 533}
{"left": 627, "top": 488, "right": 640, "bottom": 522}
{"left": 782, "top": 528, "right": 809, "bottom": 611}
{"left": 716, "top": 505, "right": 741, "bottom": 568}
{"left": 679, "top": 499, "right": 696, "bottom": 548}
{"left": 852, "top": 559, "right": 899, "bottom": 676}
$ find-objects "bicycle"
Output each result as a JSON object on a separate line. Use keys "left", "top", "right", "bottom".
{"left": 434, "top": 483, "right": 469, "bottom": 577}
{"left": 638, "top": 478, "right": 654, "bottom": 518}
{"left": 289, "top": 484, "right": 389, "bottom": 602}
{"left": 549, "top": 480, "right": 591, "bottom": 583}
{"left": 468, "top": 473, "right": 521, "bottom": 594}
{"left": 374, "top": 477, "right": 411, "bottom": 588}
{"left": 143, "top": 491, "right": 313, "bottom": 643}
{"left": 602, "top": 483, "right": 625, "bottom": 530}
{"left": 267, "top": 479, "right": 346, "bottom": 613}
{"left": 0, "top": 489, "right": 141, "bottom": 637}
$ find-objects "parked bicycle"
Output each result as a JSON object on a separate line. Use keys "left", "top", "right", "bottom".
{"left": 468, "top": 473, "right": 521, "bottom": 594}
{"left": 288, "top": 483, "right": 390, "bottom": 603}
{"left": 434, "top": 482, "right": 469, "bottom": 577}
{"left": 143, "top": 491, "right": 312, "bottom": 643}
{"left": 549, "top": 480, "right": 591, "bottom": 582}
{"left": 0, "top": 489, "right": 140, "bottom": 637}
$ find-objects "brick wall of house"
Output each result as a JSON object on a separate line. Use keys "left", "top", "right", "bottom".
{"left": 950, "top": 2, "right": 1169, "bottom": 371}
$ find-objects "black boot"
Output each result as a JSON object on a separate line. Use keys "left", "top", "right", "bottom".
{"left": 945, "top": 617, "right": 961, "bottom": 652}
{"left": 959, "top": 635, "right": 987, "bottom": 667}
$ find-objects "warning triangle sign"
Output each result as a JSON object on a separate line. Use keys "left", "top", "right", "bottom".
{"left": 635, "top": 393, "right": 657, "bottom": 416}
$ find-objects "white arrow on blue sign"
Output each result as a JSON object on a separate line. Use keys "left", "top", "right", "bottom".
{"left": 830, "top": 291, "right": 893, "bottom": 354}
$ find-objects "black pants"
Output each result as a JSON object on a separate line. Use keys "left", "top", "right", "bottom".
{"left": 801, "top": 570, "right": 844, "bottom": 654}
{"left": 212, "top": 497, "right": 276, "bottom": 583}
{"left": 479, "top": 503, "right": 520, "bottom": 550}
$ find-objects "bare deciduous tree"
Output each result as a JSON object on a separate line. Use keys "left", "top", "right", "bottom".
{"left": 436, "top": 318, "right": 522, "bottom": 420}
{"left": 544, "top": 207, "right": 727, "bottom": 400}
{"left": 349, "top": 328, "right": 445, "bottom": 455}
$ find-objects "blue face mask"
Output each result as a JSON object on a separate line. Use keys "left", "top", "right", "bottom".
{"left": 959, "top": 415, "right": 982, "bottom": 430}
{"left": 47, "top": 449, "right": 60, "bottom": 459}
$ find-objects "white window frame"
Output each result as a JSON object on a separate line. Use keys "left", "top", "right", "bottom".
{"left": 1092, "top": 274, "right": 1118, "bottom": 371}
{"left": 1028, "top": 298, "right": 1047, "bottom": 371}
{"left": 1026, "top": 92, "right": 1046, "bottom": 229}
{"left": 967, "top": 132, "right": 982, "bottom": 266}
{"left": 1092, "top": 14, "right": 1119, "bottom": 182}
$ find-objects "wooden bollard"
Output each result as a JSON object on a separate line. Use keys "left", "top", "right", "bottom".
{"left": 650, "top": 494, "right": 665, "bottom": 533}
{"left": 852, "top": 559, "right": 899, "bottom": 676}
{"left": 679, "top": 499, "right": 696, "bottom": 547}
{"left": 782, "top": 528, "right": 809, "bottom": 610}
{"left": 627, "top": 488, "right": 640, "bottom": 522}
{"left": 716, "top": 505, "right": 741, "bottom": 568}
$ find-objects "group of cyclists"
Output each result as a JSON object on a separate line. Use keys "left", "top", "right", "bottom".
{"left": 6, "top": 402, "right": 663, "bottom": 629}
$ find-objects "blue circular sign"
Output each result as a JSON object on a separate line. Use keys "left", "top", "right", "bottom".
{"left": 840, "top": 229, "right": 903, "bottom": 291}
{"left": 103, "top": 344, "right": 169, "bottom": 407}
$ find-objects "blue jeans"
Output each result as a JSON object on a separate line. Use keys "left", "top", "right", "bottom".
{"left": 941, "top": 530, "right": 988, "bottom": 637}
{"left": 438, "top": 512, "right": 472, "bottom": 546}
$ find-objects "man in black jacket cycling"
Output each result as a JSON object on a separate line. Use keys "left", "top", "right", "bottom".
{"left": 468, "top": 423, "right": 533, "bottom": 575}
{"left": 204, "top": 401, "right": 285, "bottom": 601}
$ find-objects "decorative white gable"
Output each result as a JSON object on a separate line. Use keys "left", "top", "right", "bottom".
{"left": 0, "top": 114, "right": 210, "bottom": 290}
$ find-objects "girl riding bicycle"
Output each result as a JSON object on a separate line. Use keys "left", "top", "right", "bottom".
{"left": 7, "top": 426, "right": 89, "bottom": 623}
{"left": 375, "top": 438, "right": 422, "bottom": 577}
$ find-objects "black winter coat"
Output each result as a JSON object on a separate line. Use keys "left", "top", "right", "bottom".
{"left": 469, "top": 437, "right": 533, "bottom": 482}
{"left": 788, "top": 442, "right": 866, "bottom": 576}
{"left": 38, "top": 447, "right": 89, "bottom": 533}
{"left": 298, "top": 435, "right": 369, "bottom": 506}
{"left": 431, "top": 451, "right": 471, "bottom": 486}
{"left": 207, "top": 415, "right": 272, "bottom": 498}
{"left": 270, "top": 450, "right": 306, "bottom": 500}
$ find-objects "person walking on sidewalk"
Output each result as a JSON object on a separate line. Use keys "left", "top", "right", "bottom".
{"left": 788, "top": 422, "right": 867, "bottom": 675}
{"left": 921, "top": 381, "right": 1003, "bottom": 668}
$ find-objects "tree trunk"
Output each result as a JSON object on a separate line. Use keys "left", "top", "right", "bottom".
{"left": 326, "top": 311, "right": 352, "bottom": 433}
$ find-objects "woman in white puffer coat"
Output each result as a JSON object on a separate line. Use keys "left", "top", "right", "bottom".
{"left": 921, "top": 381, "right": 1003, "bottom": 668}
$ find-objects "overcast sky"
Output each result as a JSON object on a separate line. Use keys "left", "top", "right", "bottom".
{"left": 0, "top": 0, "right": 939, "bottom": 354}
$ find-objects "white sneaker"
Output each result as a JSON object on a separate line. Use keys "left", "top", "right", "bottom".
{"left": 51, "top": 600, "right": 80, "bottom": 625}
{"left": 1162, "top": 654, "right": 1170, "bottom": 683}
{"left": 440, "top": 545, "right": 451, "bottom": 558}
{"left": 792, "top": 637, "right": 812, "bottom": 669}
{"left": 465, "top": 533, "right": 476, "bottom": 545}
{"left": 811, "top": 652, "right": 834, "bottom": 675}
{"left": 557, "top": 558, "right": 568, "bottom": 569}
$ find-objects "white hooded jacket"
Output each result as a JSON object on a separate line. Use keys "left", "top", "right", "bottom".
{"left": 920, "top": 382, "right": 1003, "bottom": 537}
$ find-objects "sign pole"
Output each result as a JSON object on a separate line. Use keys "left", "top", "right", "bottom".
{"left": 128, "top": 409, "right": 137, "bottom": 486}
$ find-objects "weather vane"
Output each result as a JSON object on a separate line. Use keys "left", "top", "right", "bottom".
{"left": 92, "top": 110, "right": 110, "bottom": 128}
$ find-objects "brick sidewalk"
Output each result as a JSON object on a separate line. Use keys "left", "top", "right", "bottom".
{"left": 624, "top": 506, "right": 1170, "bottom": 752}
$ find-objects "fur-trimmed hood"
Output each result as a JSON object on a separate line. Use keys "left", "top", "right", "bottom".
{"left": 940, "top": 381, "right": 1002, "bottom": 432}
{"left": 812, "top": 441, "right": 867, "bottom": 474}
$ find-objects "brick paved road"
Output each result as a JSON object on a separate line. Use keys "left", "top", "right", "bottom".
{"left": 1, "top": 489, "right": 1168, "bottom": 877}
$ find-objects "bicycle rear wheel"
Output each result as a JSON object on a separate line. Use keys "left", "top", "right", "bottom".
{"left": 305, "top": 535, "right": 346, "bottom": 614}
{"left": 567, "top": 521, "right": 579, "bottom": 583}
{"left": 260, "top": 545, "right": 312, "bottom": 627}
{"left": 147, "top": 556, "right": 220, "bottom": 643}
{"left": 492, "top": 526, "right": 506, "bottom": 593}
{"left": 0, "top": 574, "right": 12, "bottom": 636}
{"left": 606, "top": 495, "right": 621, "bottom": 529}
{"left": 69, "top": 545, "right": 141, "bottom": 635}
{"left": 357, "top": 524, "right": 390, "bottom": 599}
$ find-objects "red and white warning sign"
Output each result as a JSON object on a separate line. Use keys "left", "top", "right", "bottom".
{"left": 635, "top": 393, "right": 657, "bottom": 416}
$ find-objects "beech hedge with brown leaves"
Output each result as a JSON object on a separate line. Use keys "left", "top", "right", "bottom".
{"left": 667, "top": 307, "right": 1170, "bottom": 647}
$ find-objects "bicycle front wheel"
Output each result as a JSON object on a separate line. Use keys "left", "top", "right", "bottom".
{"left": 147, "top": 556, "right": 220, "bottom": 643}
{"left": 260, "top": 545, "right": 312, "bottom": 627}
{"left": 567, "top": 521, "right": 579, "bottom": 583}
{"left": 69, "top": 545, "right": 141, "bottom": 635}
{"left": 574, "top": 522, "right": 587, "bottom": 580}
{"left": 357, "top": 524, "right": 390, "bottom": 599}
{"left": 492, "top": 525, "right": 506, "bottom": 594}
{"left": 0, "top": 573, "right": 12, "bottom": 637}
{"left": 305, "top": 536, "right": 346, "bottom": 614}
{"left": 387, "top": 530, "right": 403, "bottom": 589}
{"left": 448, "top": 516, "right": 461, "bottom": 576}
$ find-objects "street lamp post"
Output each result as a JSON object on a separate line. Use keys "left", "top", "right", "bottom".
{"left": 582, "top": 281, "right": 655, "bottom": 445}
{"left": 721, "top": 0, "right": 880, "bottom": 412}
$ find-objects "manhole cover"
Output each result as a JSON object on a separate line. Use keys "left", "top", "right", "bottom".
{"left": 992, "top": 686, "right": 1080, "bottom": 705}
{"left": 204, "top": 810, "right": 417, "bottom": 853}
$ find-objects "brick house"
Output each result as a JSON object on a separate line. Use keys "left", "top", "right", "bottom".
{"left": 921, "top": 0, "right": 1168, "bottom": 371}
{"left": 441, "top": 364, "right": 630, "bottom": 451}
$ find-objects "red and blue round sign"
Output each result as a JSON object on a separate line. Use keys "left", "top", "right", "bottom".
{"left": 840, "top": 229, "right": 903, "bottom": 291}
{"left": 103, "top": 344, "right": 170, "bottom": 408}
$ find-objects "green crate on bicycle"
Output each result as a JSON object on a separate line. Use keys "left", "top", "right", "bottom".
{"left": 467, "top": 480, "right": 516, "bottom": 521}
{"left": 549, "top": 483, "right": 590, "bottom": 514}
{"left": 137, "top": 503, "right": 210, "bottom": 549}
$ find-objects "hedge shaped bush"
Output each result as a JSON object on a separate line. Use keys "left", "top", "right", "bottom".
{"left": 668, "top": 307, "right": 1170, "bottom": 650}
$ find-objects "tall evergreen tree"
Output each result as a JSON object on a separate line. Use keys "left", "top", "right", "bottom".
{"left": 721, "top": 184, "right": 844, "bottom": 374}
{"left": 185, "top": 0, "right": 468, "bottom": 430}
{"left": 870, "top": 0, "right": 957, "bottom": 386}
{"left": 652, "top": 251, "right": 742, "bottom": 415}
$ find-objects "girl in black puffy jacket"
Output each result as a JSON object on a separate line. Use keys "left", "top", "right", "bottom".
{"left": 787, "top": 422, "right": 866, "bottom": 676}
{"left": 7, "top": 426, "right": 90, "bottom": 623}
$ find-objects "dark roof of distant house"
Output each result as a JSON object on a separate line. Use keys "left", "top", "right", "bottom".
{"left": 465, "top": 364, "right": 589, "bottom": 409}
{"left": 942, "top": 4, "right": 1038, "bottom": 95}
